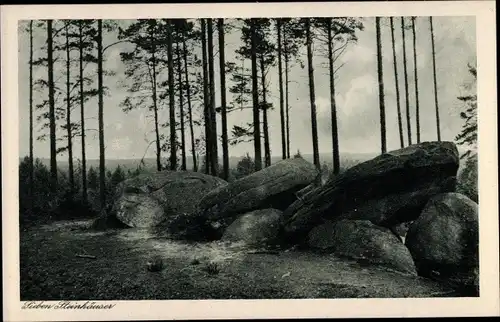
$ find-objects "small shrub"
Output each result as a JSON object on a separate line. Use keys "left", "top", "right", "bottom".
{"left": 456, "top": 154, "right": 478, "bottom": 203}
{"left": 146, "top": 255, "right": 164, "bottom": 272}
{"left": 190, "top": 258, "right": 201, "bottom": 265}
{"left": 234, "top": 153, "right": 255, "bottom": 180}
{"left": 202, "top": 261, "right": 220, "bottom": 275}
{"left": 293, "top": 150, "right": 303, "bottom": 159}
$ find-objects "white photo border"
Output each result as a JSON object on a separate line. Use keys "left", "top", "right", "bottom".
{"left": 2, "top": 1, "right": 498, "bottom": 320}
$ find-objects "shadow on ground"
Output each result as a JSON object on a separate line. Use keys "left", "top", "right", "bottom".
{"left": 20, "top": 219, "right": 463, "bottom": 300}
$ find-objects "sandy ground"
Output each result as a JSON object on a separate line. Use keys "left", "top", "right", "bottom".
{"left": 19, "top": 219, "right": 461, "bottom": 300}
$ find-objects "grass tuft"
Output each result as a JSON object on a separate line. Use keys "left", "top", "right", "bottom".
{"left": 202, "top": 261, "right": 220, "bottom": 275}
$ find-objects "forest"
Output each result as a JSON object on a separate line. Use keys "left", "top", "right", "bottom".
{"left": 19, "top": 17, "right": 477, "bottom": 224}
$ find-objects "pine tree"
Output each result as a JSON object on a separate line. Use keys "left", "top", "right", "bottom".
{"left": 118, "top": 19, "right": 164, "bottom": 172}
{"left": 200, "top": 19, "right": 211, "bottom": 174}
{"left": 313, "top": 17, "right": 364, "bottom": 174}
{"left": 254, "top": 19, "right": 276, "bottom": 167}
{"left": 64, "top": 21, "right": 75, "bottom": 193}
{"left": 276, "top": 19, "right": 286, "bottom": 160}
{"left": 97, "top": 19, "right": 106, "bottom": 210}
{"left": 376, "top": 17, "right": 387, "bottom": 153}
{"left": 182, "top": 24, "right": 198, "bottom": 172}
{"left": 280, "top": 18, "right": 306, "bottom": 158}
{"left": 411, "top": 17, "right": 421, "bottom": 143}
{"left": 77, "top": 19, "right": 100, "bottom": 204}
{"left": 167, "top": 19, "right": 177, "bottom": 171}
{"left": 390, "top": 17, "right": 405, "bottom": 148}
{"left": 207, "top": 19, "right": 218, "bottom": 175}
{"left": 455, "top": 63, "right": 477, "bottom": 159}
{"left": 250, "top": 19, "right": 262, "bottom": 171}
{"left": 28, "top": 20, "right": 34, "bottom": 212}
{"left": 304, "top": 18, "right": 320, "bottom": 171}
{"left": 176, "top": 37, "right": 187, "bottom": 171}
{"left": 218, "top": 18, "right": 230, "bottom": 179}
{"left": 47, "top": 19, "right": 58, "bottom": 193}
{"left": 429, "top": 17, "right": 441, "bottom": 141}
{"left": 401, "top": 17, "right": 412, "bottom": 145}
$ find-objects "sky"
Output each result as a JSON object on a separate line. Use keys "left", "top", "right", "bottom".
{"left": 17, "top": 16, "right": 477, "bottom": 161}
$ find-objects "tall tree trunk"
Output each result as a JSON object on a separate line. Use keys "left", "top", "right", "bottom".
{"left": 150, "top": 27, "right": 161, "bottom": 171}
{"left": 401, "top": 17, "right": 412, "bottom": 145}
{"left": 250, "top": 19, "right": 262, "bottom": 171}
{"left": 207, "top": 19, "right": 218, "bottom": 175}
{"left": 29, "top": 20, "right": 34, "bottom": 212}
{"left": 284, "top": 31, "right": 290, "bottom": 159}
{"left": 305, "top": 19, "right": 320, "bottom": 171}
{"left": 65, "top": 23, "right": 74, "bottom": 193}
{"left": 47, "top": 20, "right": 57, "bottom": 193}
{"left": 218, "top": 18, "right": 229, "bottom": 180}
{"left": 176, "top": 41, "right": 187, "bottom": 171}
{"left": 327, "top": 19, "right": 340, "bottom": 175}
{"left": 430, "top": 17, "right": 441, "bottom": 141}
{"left": 201, "top": 19, "right": 211, "bottom": 174}
{"left": 260, "top": 56, "right": 271, "bottom": 167}
{"left": 390, "top": 17, "right": 405, "bottom": 148}
{"left": 376, "top": 17, "right": 387, "bottom": 154}
{"left": 97, "top": 20, "right": 106, "bottom": 210}
{"left": 411, "top": 17, "right": 421, "bottom": 143}
{"left": 183, "top": 34, "right": 197, "bottom": 172}
{"left": 78, "top": 21, "right": 88, "bottom": 203}
{"left": 276, "top": 19, "right": 286, "bottom": 160}
{"left": 167, "top": 19, "right": 177, "bottom": 171}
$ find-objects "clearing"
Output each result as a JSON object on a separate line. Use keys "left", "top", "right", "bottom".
{"left": 20, "top": 219, "right": 463, "bottom": 300}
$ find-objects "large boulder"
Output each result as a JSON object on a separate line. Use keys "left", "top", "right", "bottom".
{"left": 198, "top": 157, "right": 319, "bottom": 226}
{"left": 283, "top": 141, "right": 460, "bottom": 243}
{"left": 221, "top": 209, "right": 284, "bottom": 247}
{"left": 338, "top": 176, "right": 457, "bottom": 226}
{"left": 109, "top": 171, "right": 227, "bottom": 228}
{"left": 405, "top": 192, "right": 479, "bottom": 294}
{"left": 308, "top": 219, "right": 417, "bottom": 275}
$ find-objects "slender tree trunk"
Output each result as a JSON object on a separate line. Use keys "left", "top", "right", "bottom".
{"left": 65, "top": 23, "right": 74, "bottom": 193}
{"left": 305, "top": 19, "right": 320, "bottom": 171}
{"left": 150, "top": 27, "right": 161, "bottom": 171}
{"left": 260, "top": 56, "right": 271, "bottom": 167}
{"left": 250, "top": 19, "right": 262, "bottom": 171}
{"left": 284, "top": 38, "right": 290, "bottom": 159}
{"left": 327, "top": 20, "right": 340, "bottom": 175}
{"left": 401, "top": 17, "right": 412, "bottom": 145}
{"left": 97, "top": 20, "right": 106, "bottom": 210}
{"left": 207, "top": 19, "right": 218, "bottom": 175}
{"left": 218, "top": 19, "right": 229, "bottom": 180}
{"left": 176, "top": 41, "right": 187, "bottom": 171}
{"left": 430, "top": 17, "right": 441, "bottom": 141}
{"left": 47, "top": 20, "right": 57, "bottom": 193}
{"left": 390, "top": 17, "right": 405, "bottom": 148}
{"left": 29, "top": 20, "right": 34, "bottom": 212}
{"left": 376, "top": 17, "right": 387, "bottom": 154}
{"left": 167, "top": 19, "right": 177, "bottom": 171}
{"left": 78, "top": 21, "right": 87, "bottom": 203}
{"left": 183, "top": 34, "right": 197, "bottom": 171}
{"left": 277, "top": 19, "right": 286, "bottom": 160}
{"left": 411, "top": 17, "right": 421, "bottom": 143}
{"left": 201, "top": 19, "right": 211, "bottom": 174}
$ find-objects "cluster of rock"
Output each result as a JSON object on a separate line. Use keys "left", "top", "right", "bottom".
{"left": 95, "top": 141, "right": 479, "bottom": 295}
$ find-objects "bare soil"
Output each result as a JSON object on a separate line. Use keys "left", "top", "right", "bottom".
{"left": 20, "top": 219, "right": 463, "bottom": 300}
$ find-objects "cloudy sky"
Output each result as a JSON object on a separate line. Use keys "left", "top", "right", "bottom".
{"left": 17, "top": 16, "right": 476, "bottom": 161}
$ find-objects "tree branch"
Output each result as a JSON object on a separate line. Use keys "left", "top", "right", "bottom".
{"left": 103, "top": 39, "right": 132, "bottom": 54}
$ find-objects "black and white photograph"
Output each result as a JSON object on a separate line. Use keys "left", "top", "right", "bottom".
{"left": 2, "top": 1, "right": 499, "bottom": 321}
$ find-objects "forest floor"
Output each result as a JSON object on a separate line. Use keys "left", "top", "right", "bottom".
{"left": 20, "top": 219, "right": 464, "bottom": 300}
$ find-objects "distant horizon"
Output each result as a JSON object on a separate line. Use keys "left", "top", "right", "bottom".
{"left": 20, "top": 141, "right": 469, "bottom": 162}
{"left": 23, "top": 150, "right": 379, "bottom": 161}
